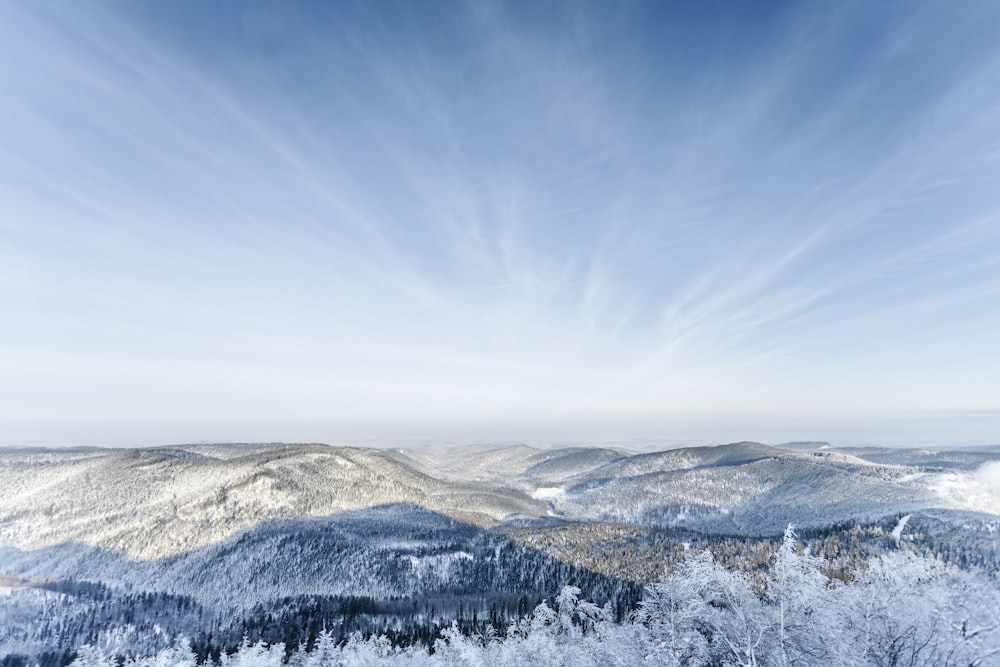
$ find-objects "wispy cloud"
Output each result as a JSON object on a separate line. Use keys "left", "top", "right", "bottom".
{"left": 1, "top": 1, "right": 999, "bottom": 443}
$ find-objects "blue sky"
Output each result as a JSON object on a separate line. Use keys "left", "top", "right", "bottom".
{"left": 2, "top": 1, "right": 1000, "bottom": 446}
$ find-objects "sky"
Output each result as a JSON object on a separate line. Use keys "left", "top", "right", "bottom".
{"left": 1, "top": 1, "right": 1000, "bottom": 447}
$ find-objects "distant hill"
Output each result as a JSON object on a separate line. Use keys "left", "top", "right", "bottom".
{"left": 0, "top": 444, "right": 543, "bottom": 559}
{"left": 2, "top": 441, "right": 998, "bottom": 561}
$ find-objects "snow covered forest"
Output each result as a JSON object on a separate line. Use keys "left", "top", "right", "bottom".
{"left": 2, "top": 444, "right": 999, "bottom": 666}
{"left": 26, "top": 529, "right": 997, "bottom": 667}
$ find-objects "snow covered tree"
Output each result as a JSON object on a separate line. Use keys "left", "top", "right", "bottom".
{"left": 218, "top": 637, "right": 284, "bottom": 667}
{"left": 636, "top": 552, "right": 713, "bottom": 666}
{"left": 768, "top": 524, "right": 841, "bottom": 665}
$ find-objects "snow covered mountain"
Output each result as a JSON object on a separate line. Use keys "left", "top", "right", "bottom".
{"left": 2, "top": 441, "right": 997, "bottom": 561}
{"left": 0, "top": 444, "right": 544, "bottom": 559}
{"left": 2, "top": 441, "right": 999, "bottom": 663}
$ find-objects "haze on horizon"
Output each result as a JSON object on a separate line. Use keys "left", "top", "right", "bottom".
{"left": 2, "top": 1, "right": 1000, "bottom": 447}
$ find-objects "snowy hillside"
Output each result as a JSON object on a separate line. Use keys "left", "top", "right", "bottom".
{"left": 2, "top": 442, "right": 998, "bottom": 560}
{"left": 2, "top": 441, "right": 999, "bottom": 664}
{"left": 0, "top": 504, "right": 637, "bottom": 609}
{"left": 0, "top": 445, "right": 544, "bottom": 559}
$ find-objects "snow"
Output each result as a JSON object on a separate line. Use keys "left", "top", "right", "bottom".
{"left": 891, "top": 514, "right": 911, "bottom": 545}
{"left": 532, "top": 487, "right": 565, "bottom": 500}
